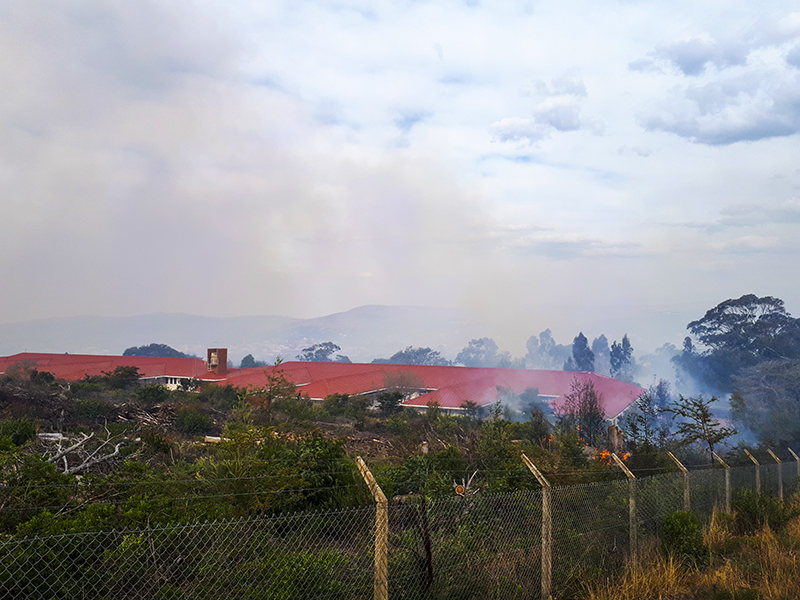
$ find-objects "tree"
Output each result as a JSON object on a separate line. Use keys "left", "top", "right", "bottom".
{"left": 664, "top": 395, "right": 735, "bottom": 461}
{"left": 382, "top": 370, "right": 425, "bottom": 398}
{"left": 377, "top": 391, "right": 404, "bottom": 416}
{"left": 246, "top": 360, "right": 297, "bottom": 419}
{"left": 83, "top": 366, "right": 140, "bottom": 389}
{"left": 296, "top": 342, "right": 347, "bottom": 362}
{"left": 239, "top": 354, "right": 267, "bottom": 369}
{"left": 123, "top": 343, "right": 194, "bottom": 358}
{"left": 730, "top": 359, "right": 800, "bottom": 447}
{"left": 456, "top": 338, "right": 499, "bottom": 367}
{"left": 688, "top": 295, "right": 800, "bottom": 357}
{"left": 675, "top": 295, "right": 800, "bottom": 391}
{"left": 592, "top": 335, "right": 611, "bottom": 375}
{"left": 621, "top": 393, "right": 668, "bottom": 452}
{"left": 556, "top": 378, "right": 606, "bottom": 444}
{"left": 460, "top": 400, "right": 481, "bottom": 420}
{"left": 564, "top": 332, "right": 594, "bottom": 372}
{"left": 526, "top": 329, "right": 571, "bottom": 369}
{"left": 610, "top": 334, "right": 635, "bottom": 382}
{"left": 372, "top": 346, "right": 450, "bottom": 366}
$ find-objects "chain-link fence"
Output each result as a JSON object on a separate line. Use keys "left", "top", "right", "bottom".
{"left": 0, "top": 461, "right": 795, "bottom": 599}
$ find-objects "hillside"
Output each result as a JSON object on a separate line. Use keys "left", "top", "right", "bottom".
{"left": 0, "top": 306, "right": 479, "bottom": 364}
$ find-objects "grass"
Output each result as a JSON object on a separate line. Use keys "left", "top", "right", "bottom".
{"left": 582, "top": 502, "right": 800, "bottom": 600}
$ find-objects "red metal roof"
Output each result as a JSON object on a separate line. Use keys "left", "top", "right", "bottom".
{"left": 0, "top": 353, "right": 645, "bottom": 419}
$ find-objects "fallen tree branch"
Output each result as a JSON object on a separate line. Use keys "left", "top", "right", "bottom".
{"left": 47, "top": 433, "right": 94, "bottom": 465}
{"left": 65, "top": 443, "right": 124, "bottom": 474}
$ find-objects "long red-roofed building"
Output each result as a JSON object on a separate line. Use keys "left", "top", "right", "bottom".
{"left": 0, "top": 351, "right": 646, "bottom": 421}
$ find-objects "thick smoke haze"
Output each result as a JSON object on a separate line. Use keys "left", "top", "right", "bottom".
{"left": 1, "top": 1, "right": 799, "bottom": 358}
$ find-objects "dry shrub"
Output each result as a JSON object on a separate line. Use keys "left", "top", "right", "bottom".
{"left": 696, "top": 526, "right": 800, "bottom": 599}
{"left": 583, "top": 554, "right": 692, "bottom": 600}
{"left": 704, "top": 508, "right": 735, "bottom": 552}
{"left": 786, "top": 515, "right": 800, "bottom": 540}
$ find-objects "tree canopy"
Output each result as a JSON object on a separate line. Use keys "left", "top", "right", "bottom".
{"left": 664, "top": 395, "right": 735, "bottom": 461}
{"left": 730, "top": 359, "right": 800, "bottom": 447}
{"left": 564, "top": 332, "right": 594, "bottom": 372}
{"left": 456, "top": 338, "right": 499, "bottom": 367}
{"left": 674, "top": 295, "right": 800, "bottom": 391}
{"left": 610, "top": 334, "right": 635, "bottom": 382}
{"left": 122, "top": 343, "right": 194, "bottom": 359}
{"left": 372, "top": 346, "right": 451, "bottom": 366}
{"left": 296, "top": 342, "right": 350, "bottom": 363}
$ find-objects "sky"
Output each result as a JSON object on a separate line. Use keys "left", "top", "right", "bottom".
{"left": 1, "top": 0, "right": 800, "bottom": 356}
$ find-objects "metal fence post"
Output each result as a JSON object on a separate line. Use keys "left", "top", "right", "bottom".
{"left": 667, "top": 452, "right": 690, "bottom": 511}
{"left": 788, "top": 448, "right": 800, "bottom": 479}
{"left": 744, "top": 449, "right": 760, "bottom": 494}
{"left": 611, "top": 453, "right": 637, "bottom": 568}
{"left": 355, "top": 456, "right": 389, "bottom": 600}
{"left": 711, "top": 451, "right": 731, "bottom": 513}
{"left": 767, "top": 449, "right": 783, "bottom": 501}
{"left": 521, "top": 454, "right": 552, "bottom": 600}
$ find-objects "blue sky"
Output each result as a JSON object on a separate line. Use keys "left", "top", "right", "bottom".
{"left": 1, "top": 0, "right": 799, "bottom": 354}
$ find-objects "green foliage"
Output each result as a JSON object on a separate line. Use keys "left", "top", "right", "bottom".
{"left": 0, "top": 455, "right": 75, "bottom": 532}
{"left": 197, "top": 384, "right": 239, "bottom": 409}
{"left": 731, "top": 359, "right": 800, "bottom": 447}
{"left": 385, "top": 445, "right": 468, "bottom": 497}
{"left": 460, "top": 399, "right": 481, "bottom": 420}
{"left": 665, "top": 395, "right": 735, "bottom": 460}
{"left": 508, "top": 407, "right": 550, "bottom": 445}
{"left": 622, "top": 392, "right": 669, "bottom": 452}
{"left": 28, "top": 368, "right": 56, "bottom": 386}
{"left": 660, "top": 510, "right": 709, "bottom": 568}
{"left": 123, "top": 343, "right": 194, "bottom": 358}
{"left": 675, "top": 294, "right": 800, "bottom": 391}
{"left": 174, "top": 407, "right": 214, "bottom": 435}
{"left": 373, "top": 346, "right": 451, "bottom": 366}
{"left": 136, "top": 384, "right": 171, "bottom": 405}
{"left": 321, "top": 393, "right": 349, "bottom": 416}
{"left": 72, "top": 398, "right": 111, "bottom": 420}
{"left": 67, "top": 380, "right": 106, "bottom": 398}
{"left": 276, "top": 394, "right": 317, "bottom": 424}
{"left": 377, "top": 391, "right": 404, "bottom": 416}
{"left": 0, "top": 417, "right": 38, "bottom": 446}
{"left": 556, "top": 433, "right": 588, "bottom": 468}
{"left": 141, "top": 430, "right": 172, "bottom": 454}
{"left": 425, "top": 399, "right": 442, "bottom": 423}
{"left": 80, "top": 365, "right": 141, "bottom": 390}
{"left": 731, "top": 490, "right": 799, "bottom": 534}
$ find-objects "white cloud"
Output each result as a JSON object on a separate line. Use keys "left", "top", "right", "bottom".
{"left": 2, "top": 0, "right": 800, "bottom": 355}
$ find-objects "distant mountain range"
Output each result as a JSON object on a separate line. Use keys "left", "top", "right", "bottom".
{"left": 0, "top": 306, "right": 485, "bottom": 364}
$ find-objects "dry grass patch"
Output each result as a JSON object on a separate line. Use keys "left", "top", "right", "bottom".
{"left": 583, "top": 554, "right": 693, "bottom": 600}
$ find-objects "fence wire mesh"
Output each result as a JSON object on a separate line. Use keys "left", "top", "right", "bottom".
{"left": 0, "top": 462, "right": 794, "bottom": 599}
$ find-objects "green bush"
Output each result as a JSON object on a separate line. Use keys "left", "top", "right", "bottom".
{"left": 731, "top": 490, "right": 798, "bottom": 534}
{"left": 0, "top": 417, "right": 38, "bottom": 446}
{"left": 136, "top": 384, "right": 171, "bottom": 405}
{"left": 660, "top": 511, "right": 709, "bottom": 568}
{"left": 174, "top": 408, "right": 214, "bottom": 435}
{"left": 73, "top": 398, "right": 110, "bottom": 419}
{"left": 141, "top": 430, "right": 172, "bottom": 454}
{"left": 197, "top": 384, "right": 239, "bottom": 409}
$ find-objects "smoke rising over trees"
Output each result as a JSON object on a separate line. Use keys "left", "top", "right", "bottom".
{"left": 673, "top": 295, "right": 800, "bottom": 392}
